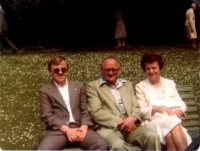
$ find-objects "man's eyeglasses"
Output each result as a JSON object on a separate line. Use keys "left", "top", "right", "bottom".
{"left": 53, "top": 68, "right": 67, "bottom": 74}
{"left": 103, "top": 68, "right": 119, "bottom": 73}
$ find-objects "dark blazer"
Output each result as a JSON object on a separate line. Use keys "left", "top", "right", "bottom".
{"left": 39, "top": 80, "right": 93, "bottom": 136}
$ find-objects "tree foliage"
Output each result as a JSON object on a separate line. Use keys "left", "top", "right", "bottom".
{"left": 2, "top": 0, "right": 67, "bottom": 11}
{"left": 0, "top": 0, "right": 196, "bottom": 47}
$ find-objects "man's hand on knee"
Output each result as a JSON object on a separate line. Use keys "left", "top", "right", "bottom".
{"left": 118, "top": 117, "right": 137, "bottom": 132}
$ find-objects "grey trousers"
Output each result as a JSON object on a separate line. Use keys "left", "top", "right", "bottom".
{"left": 37, "top": 129, "right": 107, "bottom": 150}
{"left": 105, "top": 126, "right": 161, "bottom": 151}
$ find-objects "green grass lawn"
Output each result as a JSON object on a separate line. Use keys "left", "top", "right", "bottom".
{"left": 0, "top": 46, "right": 199, "bottom": 150}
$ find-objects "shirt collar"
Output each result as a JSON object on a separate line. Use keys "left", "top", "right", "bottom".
{"left": 53, "top": 78, "right": 68, "bottom": 88}
{"left": 99, "top": 76, "right": 127, "bottom": 88}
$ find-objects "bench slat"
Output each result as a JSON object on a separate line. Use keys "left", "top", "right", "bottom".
{"left": 184, "top": 100, "right": 196, "bottom": 106}
{"left": 185, "top": 114, "right": 199, "bottom": 119}
{"left": 186, "top": 106, "right": 198, "bottom": 112}
{"left": 176, "top": 85, "right": 193, "bottom": 91}
{"left": 186, "top": 127, "right": 200, "bottom": 132}
{"left": 179, "top": 94, "right": 194, "bottom": 99}
{"left": 182, "top": 121, "right": 200, "bottom": 127}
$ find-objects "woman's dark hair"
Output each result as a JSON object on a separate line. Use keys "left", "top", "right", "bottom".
{"left": 140, "top": 52, "right": 164, "bottom": 71}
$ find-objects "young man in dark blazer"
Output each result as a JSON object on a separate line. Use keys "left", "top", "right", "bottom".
{"left": 37, "top": 56, "right": 107, "bottom": 150}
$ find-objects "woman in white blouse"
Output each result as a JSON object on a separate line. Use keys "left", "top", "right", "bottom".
{"left": 135, "top": 52, "right": 191, "bottom": 151}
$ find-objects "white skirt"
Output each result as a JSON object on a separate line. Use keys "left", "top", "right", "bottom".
{"left": 147, "top": 113, "right": 192, "bottom": 145}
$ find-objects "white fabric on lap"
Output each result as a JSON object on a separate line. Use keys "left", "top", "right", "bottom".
{"left": 147, "top": 113, "right": 191, "bottom": 145}
{"left": 150, "top": 99, "right": 181, "bottom": 108}
{"left": 147, "top": 113, "right": 181, "bottom": 144}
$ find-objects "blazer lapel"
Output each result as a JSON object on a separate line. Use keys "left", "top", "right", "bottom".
{"left": 119, "top": 85, "right": 130, "bottom": 114}
{"left": 161, "top": 78, "right": 172, "bottom": 100}
{"left": 142, "top": 79, "right": 153, "bottom": 101}
{"left": 49, "top": 81, "right": 68, "bottom": 110}
{"left": 100, "top": 84, "right": 120, "bottom": 109}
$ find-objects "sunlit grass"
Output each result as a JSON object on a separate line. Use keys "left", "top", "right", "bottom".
{"left": 0, "top": 47, "right": 199, "bottom": 149}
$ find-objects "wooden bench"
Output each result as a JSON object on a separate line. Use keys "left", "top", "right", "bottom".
{"left": 63, "top": 85, "right": 200, "bottom": 150}
{"left": 176, "top": 85, "right": 200, "bottom": 140}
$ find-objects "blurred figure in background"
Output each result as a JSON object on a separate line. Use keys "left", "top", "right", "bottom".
{"left": 114, "top": 8, "right": 126, "bottom": 49}
{"left": 185, "top": 3, "right": 197, "bottom": 48}
{"left": 0, "top": 3, "right": 20, "bottom": 55}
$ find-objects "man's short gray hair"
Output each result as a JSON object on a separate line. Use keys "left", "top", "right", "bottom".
{"left": 100, "top": 56, "right": 120, "bottom": 68}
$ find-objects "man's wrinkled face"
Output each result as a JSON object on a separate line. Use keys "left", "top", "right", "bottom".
{"left": 101, "top": 58, "right": 121, "bottom": 85}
